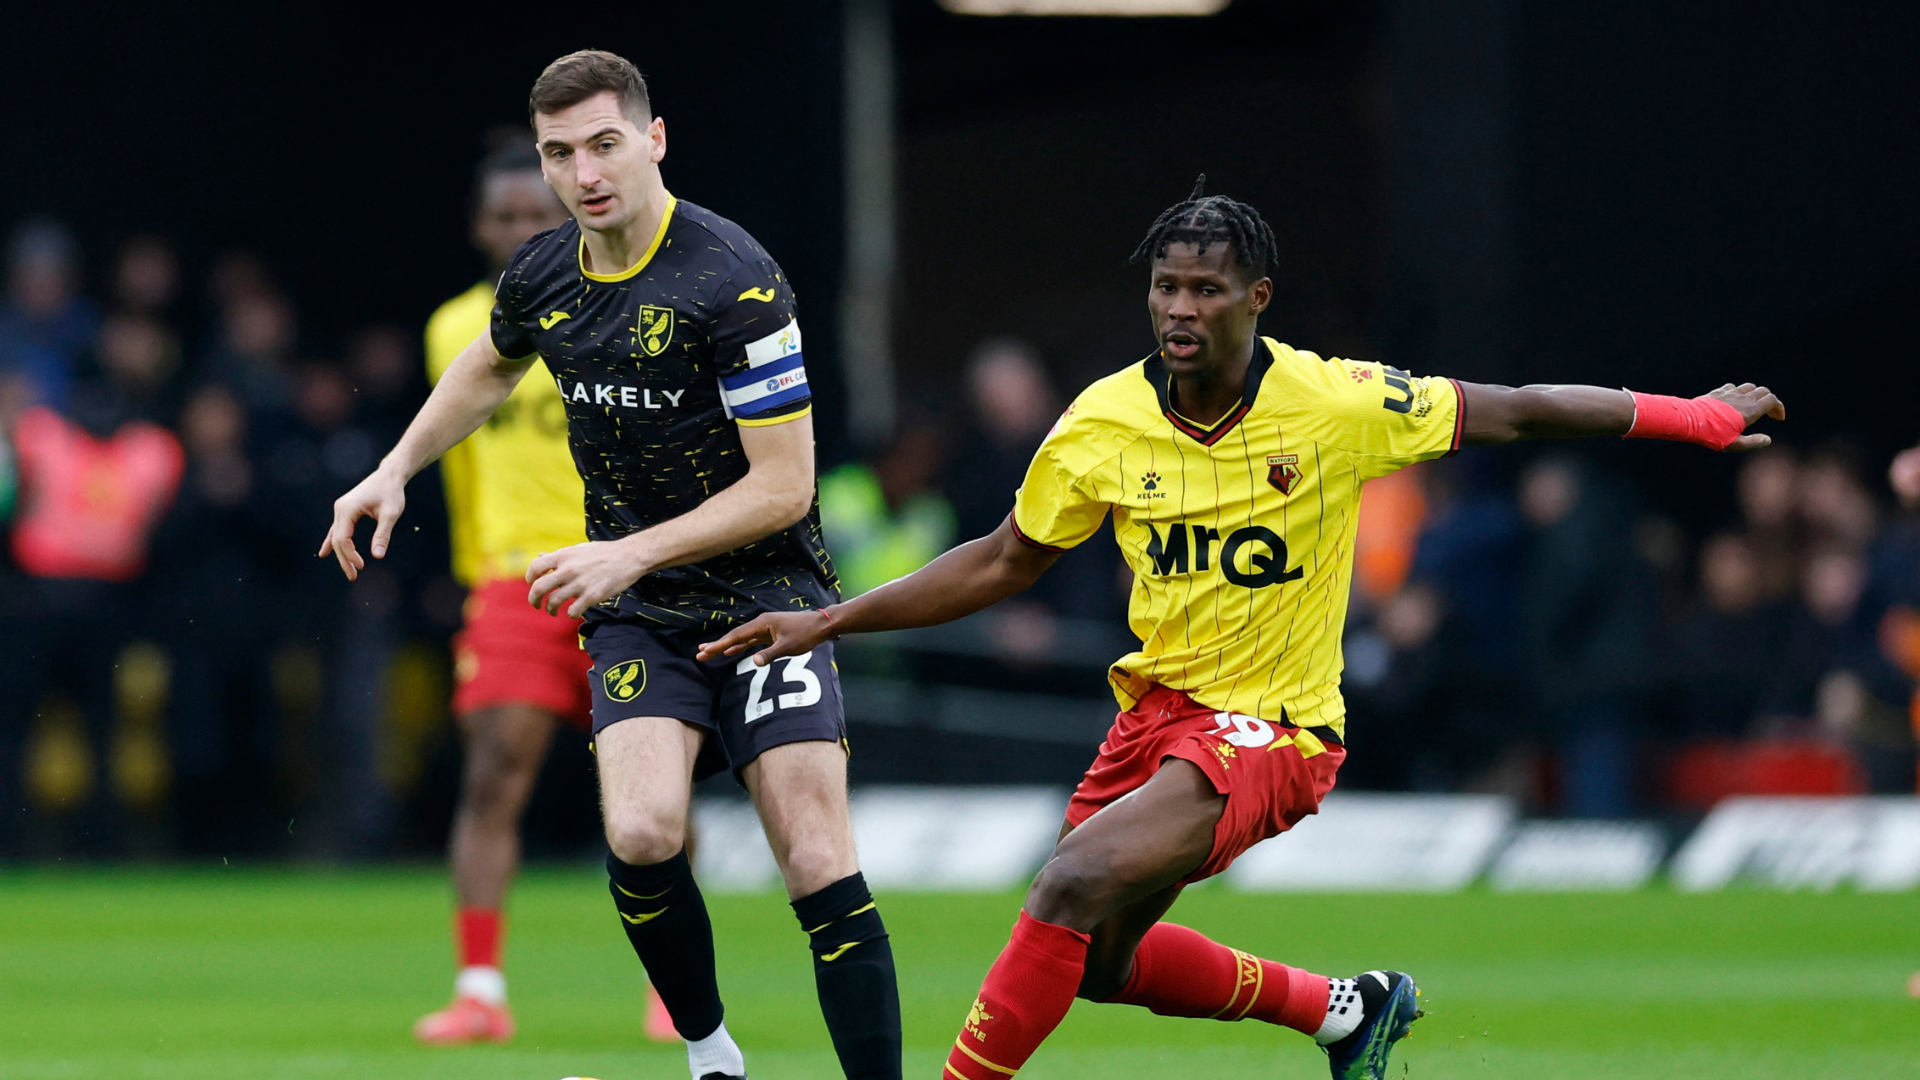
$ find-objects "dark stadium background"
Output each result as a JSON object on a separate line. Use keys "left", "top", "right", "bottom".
{"left": 2, "top": 0, "right": 1917, "bottom": 859}
{"left": 8, "top": 1, "right": 1915, "bottom": 505}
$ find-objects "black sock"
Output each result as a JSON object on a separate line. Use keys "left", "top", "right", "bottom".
{"left": 607, "top": 850, "right": 724, "bottom": 1041}
{"left": 791, "top": 872, "right": 901, "bottom": 1080}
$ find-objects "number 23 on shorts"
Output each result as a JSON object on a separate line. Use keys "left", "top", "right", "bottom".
{"left": 737, "top": 650, "right": 823, "bottom": 722}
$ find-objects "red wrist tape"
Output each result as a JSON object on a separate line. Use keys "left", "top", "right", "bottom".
{"left": 1624, "top": 391, "right": 1746, "bottom": 450}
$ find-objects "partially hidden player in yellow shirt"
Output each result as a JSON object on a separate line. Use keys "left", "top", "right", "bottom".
{"left": 702, "top": 177, "right": 1786, "bottom": 1080}
{"left": 414, "top": 137, "right": 678, "bottom": 1044}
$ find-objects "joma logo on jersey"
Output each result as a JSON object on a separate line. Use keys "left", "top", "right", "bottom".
{"left": 1142, "top": 522, "right": 1304, "bottom": 588}
{"left": 637, "top": 305, "right": 674, "bottom": 357}
{"left": 1267, "top": 454, "right": 1301, "bottom": 495}
{"left": 560, "top": 380, "right": 686, "bottom": 410}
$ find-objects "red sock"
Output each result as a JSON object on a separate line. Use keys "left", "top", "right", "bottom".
{"left": 457, "top": 907, "right": 503, "bottom": 970}
{"left": 946, "top": 912, "right": 1090, "bottom": 1080}
{"left": 1102, "top": 922, "right": 1329, "bottom": 1035}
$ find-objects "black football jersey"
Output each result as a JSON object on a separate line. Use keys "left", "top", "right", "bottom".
{"left": 490, "top": 196, "right": 836, "bottom": 631}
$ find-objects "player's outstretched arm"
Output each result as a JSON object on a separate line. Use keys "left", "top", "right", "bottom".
{"left": 1459, "top": 380, "right": 1784, "bottom": 451}
{"left": 695, "top": 515, "right": 1060, "bottom": 667}
{"left": 524, "top": 413, "right": 822, "bottom": 618}
{"left": 319, "top": 332, "right": 532, "bottom": 580}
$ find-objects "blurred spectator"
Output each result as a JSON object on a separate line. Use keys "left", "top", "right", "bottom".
{"left": 71, "top": 313, "right": 183, "bottom": 430}
{"left": 1776, "top": 546, "right": 1916, "bottom": 790}
{"left": 112, "top": 236, "right": 180, "bottom": 321}
{"left": 946, "top": 338, "right": 1056, "bottom": 542}
{"left": 1668, "top": 532, "right": 1794, "bottom": 737}
{"left": 943, "top": 337, "right": 1125, "bottom": 624}
{"left": 1516, "top": 456, "right": 1657, "bottom": 817}
{"left": 1735, "top": 448, "right": 1802, "bottom": 601}
{"left": 0, "top": 218, "right": 101, "bottom": 410}
{"left": 1344, "top": 460, "right": 1531, "bottom": 795}
{"left": 1352, "top": 467, "right": 1427, "bottom": 605}
{"left": 277, "top": 362, "right": 395, "bottom": 854}
{"left": 150, "top": 385, "right": 284, "bottom": 852}
{"left": 1891, "top": 441, "right": 1920, "bottom": 510}
{"left": 820, "top": 423, "right": 955, "bottom": 597}
{"left": 0, "top": 373, "right": 183, "bottom": 850}
{"left": 201, "top": 277, "right": 296, "bottom": 416}
{"left": 1410, "top": 454, "right": 1522, "bottom": 677}
{"left": 1798, "top": 444, "right": 1879, "bottom": 550}
{"left": 207, "top": 250, "right": 274, "bottom": 310}
{"left": 1341, "top": 580, "right": 1473, "bottom": 791}
{"left": 346, "top": 325, "right": 419, "bottom": 444}
{"left": 1870, "top": 442, "right": 1920, "bottom": 717}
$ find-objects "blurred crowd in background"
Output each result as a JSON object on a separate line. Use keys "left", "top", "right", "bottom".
{"left": 2, "top": 215, "right": 1917, "bottom": 862}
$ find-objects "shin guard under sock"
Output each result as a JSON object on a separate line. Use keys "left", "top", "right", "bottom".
{"left": 1102, "top": 921, "right": 1330, "bottom": 1035}
{"left": 945, "top": 912, "right": 1090, "bottom": 1080}
{"left": 790, "top": 873, "right": 901, "bottom": 1080}
{"left": 607, "top": 850, "right": 725, "bottom": 1041}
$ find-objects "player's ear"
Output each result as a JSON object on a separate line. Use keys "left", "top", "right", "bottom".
{"left": 1247, "top": 276, "right": 1273, "bottom": 315}
{"left": 649, "top": 117, "right": 667, "bottom": 163}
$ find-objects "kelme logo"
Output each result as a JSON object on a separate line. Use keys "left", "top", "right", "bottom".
{"left": 603, "top": 659, "right": 646, "bottom": 702}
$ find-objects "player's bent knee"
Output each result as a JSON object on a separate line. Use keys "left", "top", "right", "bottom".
{"left": 603, "top": 813, "right": 687, "bottom": 867}
{"left": 777, "top": 837, "right": 856, "bottom": 895}
{"left": 1076, "top": 959, "right": 1130, "bottom": 1002}
{"left": 1026, "top": 854, "right": 1115, "bottom": 929}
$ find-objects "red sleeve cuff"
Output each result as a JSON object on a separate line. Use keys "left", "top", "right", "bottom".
{"left": 1445, "top": 378, "right": 1467, "bottom": 456}
{"left": 1008, "top": 514, "right": 1066, "bottom": 552}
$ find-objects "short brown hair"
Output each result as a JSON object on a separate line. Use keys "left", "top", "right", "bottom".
{"left": 529, "top": 50, "right": 651, "bottom": 127}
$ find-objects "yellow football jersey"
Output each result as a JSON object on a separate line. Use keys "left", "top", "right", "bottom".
{"left": 1011, "top": 337, "right": 1463, "bottom": 738}
{"left": 425, "top": 281, "right": 585, "bottom": 585}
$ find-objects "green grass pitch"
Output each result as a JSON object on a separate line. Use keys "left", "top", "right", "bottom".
{"left": 1, "top": 866, "right": 1915, "bottom": 1079}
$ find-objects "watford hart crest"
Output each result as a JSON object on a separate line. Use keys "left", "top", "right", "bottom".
{"left": 1267, "top": 454, "right": 1301, "bottom": 495}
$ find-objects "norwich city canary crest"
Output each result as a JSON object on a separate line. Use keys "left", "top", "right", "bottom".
{"left": 637, "top": 305, "right": 674, "bottom": 357}
{"left": 603, "top": 659, "right": 646, "bottom": 702}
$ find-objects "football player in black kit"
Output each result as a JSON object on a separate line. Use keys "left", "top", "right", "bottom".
{"left": 321, "top": 51, "right": 900, "bottom": 1080}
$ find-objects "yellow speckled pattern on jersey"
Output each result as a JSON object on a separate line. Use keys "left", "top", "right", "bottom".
{"left": 1011, "top": 338, "right": 1463, "bottom": 738}
{"left": 425, "top": 281, "right": 585, "bottom": 585}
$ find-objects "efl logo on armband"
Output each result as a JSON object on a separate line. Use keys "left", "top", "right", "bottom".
{"left": 723, "top": 319, "right": 809, "bottom": 417}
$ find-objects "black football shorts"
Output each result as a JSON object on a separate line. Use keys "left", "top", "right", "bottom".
{"left": 583, "top": 617, "right": 846, "bottom": 782}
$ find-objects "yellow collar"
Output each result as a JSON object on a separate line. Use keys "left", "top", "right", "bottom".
{"left": 579, "top": 194, "right": 677, "bottom": 283}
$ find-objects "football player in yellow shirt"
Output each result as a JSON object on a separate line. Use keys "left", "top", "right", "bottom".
{"left": 701, "top": 177, "right": 1785, "bottom": 1080}
{"left": 413, "top": 138, "right": 619, "bottom": 1044}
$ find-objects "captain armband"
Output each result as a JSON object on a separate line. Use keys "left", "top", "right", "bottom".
{"left": 719, "top": 319, "right": 810, "bottom": 423}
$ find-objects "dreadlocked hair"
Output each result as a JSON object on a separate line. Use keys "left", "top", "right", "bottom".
{"left": 1129, "top": 174, "right": 1277, "bottom": 281}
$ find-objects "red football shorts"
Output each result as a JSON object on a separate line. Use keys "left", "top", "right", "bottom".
{"left": 450, "top": 578, "right": 592, "bottom": 729}
{"left": 1066, "top": 684, "right": 1346, "bottom": 883}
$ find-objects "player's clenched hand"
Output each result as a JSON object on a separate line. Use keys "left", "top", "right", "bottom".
{"left": 696, "top": 611, "right": 834, "bottom": 667}
{"left": 525, "top": 540, "right": 647, "bottom": 619}
{"left": 319, "top": 466, "right": 407, "bottom": 581}
{"left": 1704, "top": 383, "right": 1787, "bottom": 452}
